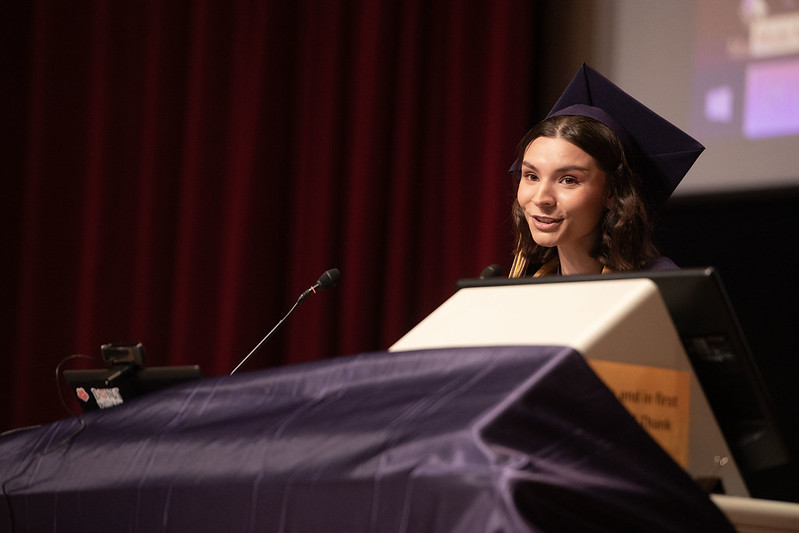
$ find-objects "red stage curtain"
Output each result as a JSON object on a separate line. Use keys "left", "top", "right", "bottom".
{"left": 2, "top": 1, "right": 538, "bottom": 430}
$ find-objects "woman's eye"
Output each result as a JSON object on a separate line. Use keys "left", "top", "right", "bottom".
{"left": 561, "top": 176, "right": 578, "bottom": 185}
{"left": 523, "top": 173, "right": 538, "bottom": 182}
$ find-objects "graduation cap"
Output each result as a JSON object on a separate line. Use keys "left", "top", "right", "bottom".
{"left": 520, "top": 64, "right": 704, "bottom": 205}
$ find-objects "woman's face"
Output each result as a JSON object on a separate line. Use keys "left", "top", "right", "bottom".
{"left": 516, "top": 136, "right": 609, "bottom": 257}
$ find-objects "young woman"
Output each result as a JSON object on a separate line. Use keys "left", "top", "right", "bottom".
{"left": 508, "top": 65, "right": 704, "bottom": 277}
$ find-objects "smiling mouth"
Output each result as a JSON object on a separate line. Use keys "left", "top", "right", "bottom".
{"left": 531, "top": 215, "right": 563, "bottom": 231}
{"left": 533, "top": 216, "right": 562, "bottom": 224}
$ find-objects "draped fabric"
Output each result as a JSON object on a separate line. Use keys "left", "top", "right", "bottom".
{"left": 1, "top": 1, "right": 538, "bottom": 430}
{"left": 0, "top": 346, "right": 735, "bottom": 532}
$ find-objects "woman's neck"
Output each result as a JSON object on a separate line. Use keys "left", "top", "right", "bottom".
{"left": 557, "top": 248, "right": 604, "bottom": 276}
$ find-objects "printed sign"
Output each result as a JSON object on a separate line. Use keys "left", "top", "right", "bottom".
{"left": 588, "top": 359, "right": 691, "bottom": 467}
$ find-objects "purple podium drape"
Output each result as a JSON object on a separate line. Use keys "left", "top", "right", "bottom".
{"left": 0, "top": 346, "right": 733, "bottom": 532}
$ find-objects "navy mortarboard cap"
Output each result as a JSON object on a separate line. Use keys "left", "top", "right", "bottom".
{"left": 518, "top": 64, "right": 705, "bottom": 205}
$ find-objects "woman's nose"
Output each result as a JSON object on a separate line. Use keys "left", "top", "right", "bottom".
{"left": 533, "top": 181, "right": 555, "bottom": 206}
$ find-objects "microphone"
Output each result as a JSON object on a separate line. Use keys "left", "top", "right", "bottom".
{"left": 230, "top": 268, "right": 341, "bottom": 375}
{"left": 479, "top": 264, "right": 502, "bottom": 279}
{"left": 298, "top": 268, "right": 341, "bottom": 303}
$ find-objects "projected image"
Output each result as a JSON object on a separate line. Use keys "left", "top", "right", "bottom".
{"left": 694, "top": 0, "right": 799, "bottom": 140}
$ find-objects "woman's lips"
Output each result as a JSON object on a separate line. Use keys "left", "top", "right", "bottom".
{"left": 531, "top": 215, "right": 563, "bottom": 231}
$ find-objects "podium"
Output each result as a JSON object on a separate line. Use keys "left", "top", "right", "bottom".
{"left": 390, "top": 272, "right": 799, "bottom": 530}
{"left": 390, "top": 277, "right": 749, "bottom": 496}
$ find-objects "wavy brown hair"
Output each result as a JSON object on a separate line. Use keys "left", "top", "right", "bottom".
{"left": 511, "top": 115, "right": 659, "bottom": 272}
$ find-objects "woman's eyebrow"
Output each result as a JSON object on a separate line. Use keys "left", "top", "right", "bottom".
{"left": 522, "top": 161, "right": 590, "bottom": 173}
